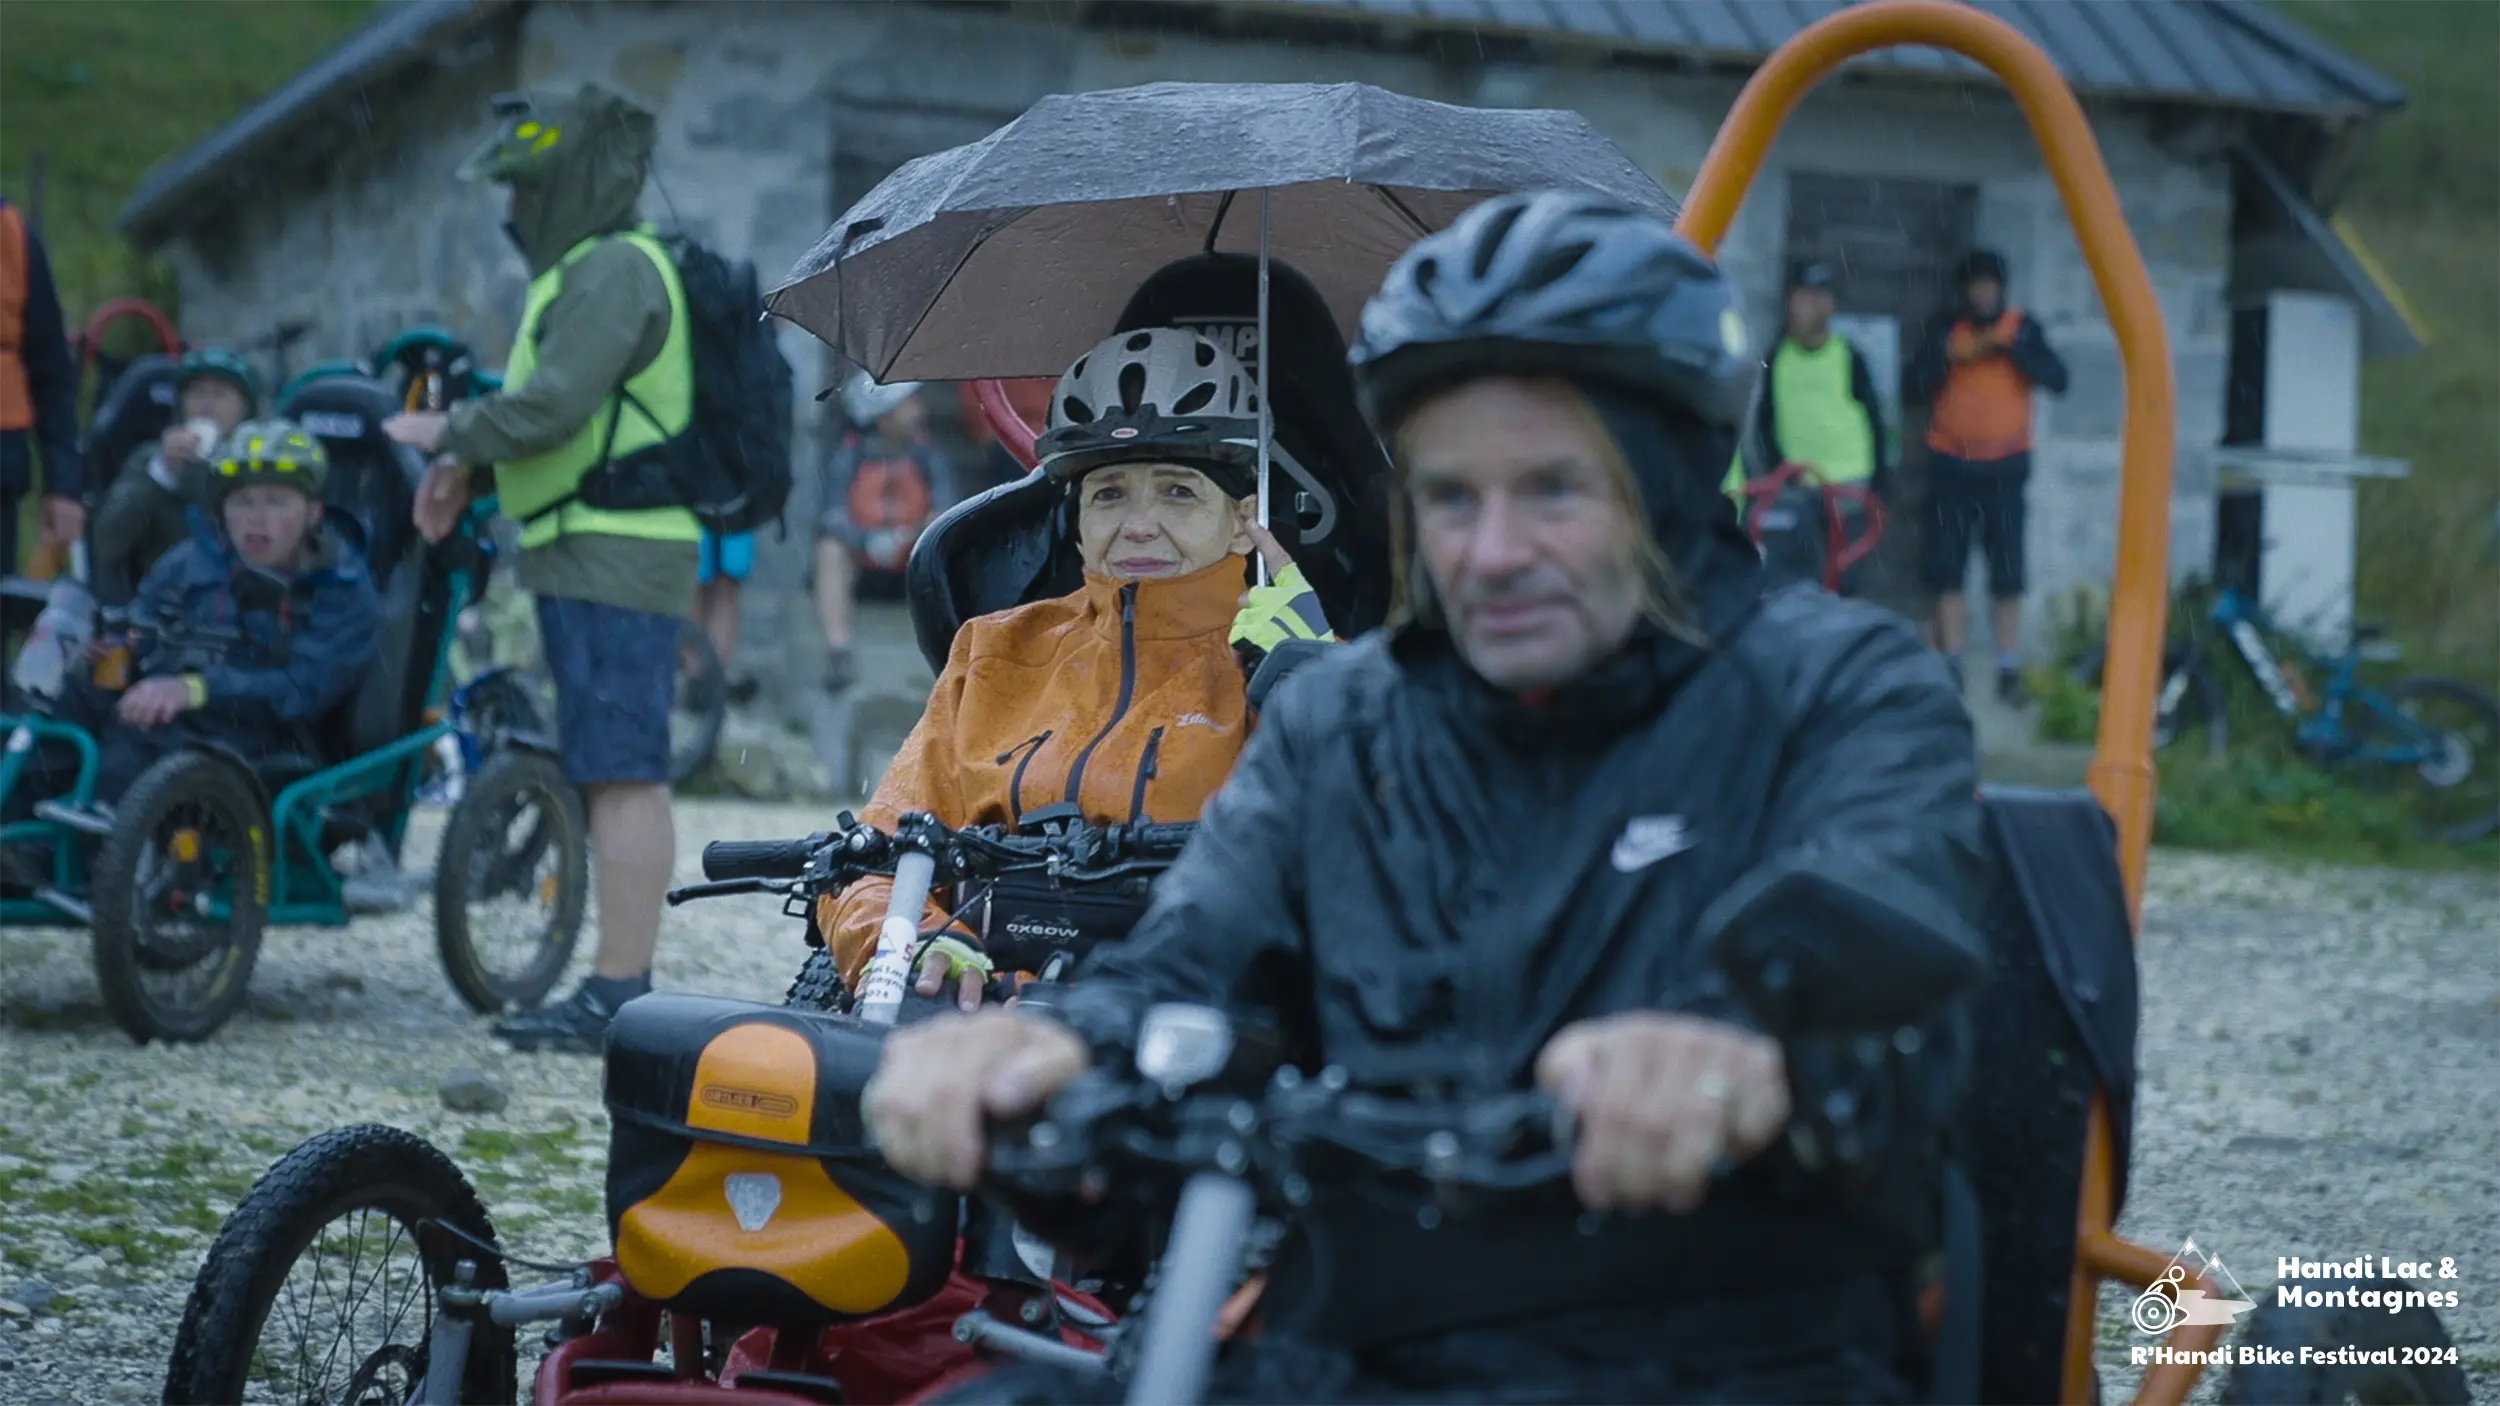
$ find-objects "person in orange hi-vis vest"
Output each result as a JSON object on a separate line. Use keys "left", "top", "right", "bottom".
{"left": 0, "top": 197, "right": 86, "bottom": 584}
{"left": 1905, "top": 248, "right": 2066, "bottom": 706}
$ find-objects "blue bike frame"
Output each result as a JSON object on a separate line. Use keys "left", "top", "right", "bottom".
{"left": 2203, "top": 588, "right": 2441, "bottom": 769}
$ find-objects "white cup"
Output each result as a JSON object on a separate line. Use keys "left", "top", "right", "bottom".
{"left": 184, "top": 417, "right": 224, "bottom": 462}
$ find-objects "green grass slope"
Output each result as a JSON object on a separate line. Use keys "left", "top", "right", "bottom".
{"left": 0, "top": 0, "right": 382, "bottom": 326}
{"left": 2271, "top": 1, "right": 2499, "bottom": 682}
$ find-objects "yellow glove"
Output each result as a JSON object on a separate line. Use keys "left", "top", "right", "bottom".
{"left": 910, "top": 931, "right": 995, "bottom": 984}
{"left": 1231, "top": 560, "right": 1335, "bottom": 656}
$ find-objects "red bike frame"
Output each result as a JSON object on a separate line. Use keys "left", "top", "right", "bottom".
{"left": 74, "top": 297, "right": 183, "bottom": 384}
{"left": 528, "top": 1256, "right": 1117, "bottom": 1405}
{"left": 972, "top": 380, "right": 1042, "bottom": 471}
{"left": 1738, "top": 462, "right": 1887, "bottom": 594}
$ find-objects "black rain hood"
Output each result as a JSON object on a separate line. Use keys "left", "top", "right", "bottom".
{"left": 1388, "top": 378, "right": 1766, "bottom": 743}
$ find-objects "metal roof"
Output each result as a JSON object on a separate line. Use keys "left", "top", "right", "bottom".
{"left": 1254, "top": 0, "right": 2405, "bottom": 115}
{"left": 115, "top": 0, "right": 508, "bottom": 243}
{"left": 118, "top": 0, "right": 2403, "bottom": 245}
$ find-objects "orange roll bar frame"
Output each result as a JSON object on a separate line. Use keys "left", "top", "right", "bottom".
{"left": 1676, "top": 3, "right": 2180, "bottom": 1402}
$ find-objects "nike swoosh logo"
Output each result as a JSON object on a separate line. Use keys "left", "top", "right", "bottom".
{"left": 1610, "top": 816, "right": 1697, "bottom": 873}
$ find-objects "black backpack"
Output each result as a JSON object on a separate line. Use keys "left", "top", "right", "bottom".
{"left": 558, "top": 234, "right": 795, "bottom": 536}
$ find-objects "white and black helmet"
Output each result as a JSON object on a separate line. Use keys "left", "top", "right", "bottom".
{"left": 1349, "top": 189, "right": 1757, "bottom": 436}
{"left": 1036, "top": 328, "right": 1262, "bottom": 497}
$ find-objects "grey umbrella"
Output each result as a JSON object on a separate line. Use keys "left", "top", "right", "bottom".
{"left": 762, "top": 80, "right": 1677, "bottom": 384}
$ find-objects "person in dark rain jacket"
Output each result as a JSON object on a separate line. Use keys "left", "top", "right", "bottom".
{"left": 864, "top": 192, "right": 1993, "bottom": 1405}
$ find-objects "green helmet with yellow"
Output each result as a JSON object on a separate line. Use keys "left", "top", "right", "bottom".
{"left": 208, "top": 419, "right": 329, "bottom": 504}
{"left": 455, "top": 87, "right": 654, "bottom": 185}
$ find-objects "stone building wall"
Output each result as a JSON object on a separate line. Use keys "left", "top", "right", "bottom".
{"left": 154, "top": 0, "right": 2234, "bottom": 675}
{"left": 163, "top": 49, "right": 525, "bottom": 391}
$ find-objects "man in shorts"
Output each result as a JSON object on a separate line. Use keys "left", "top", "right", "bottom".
{"left": 387, "top": 84, "right": 692, "bottom": 1051}
{"left": 1905, "top": 249, "right": 2067, "bottom": 704}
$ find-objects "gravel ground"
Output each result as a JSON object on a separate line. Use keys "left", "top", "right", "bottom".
{"left": 2, "top": 805, "right": 2494, "bottom": 1404}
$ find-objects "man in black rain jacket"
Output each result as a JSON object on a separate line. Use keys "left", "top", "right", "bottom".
{"left": 867, "top": 191, "right": 1993, "bottom": 1405}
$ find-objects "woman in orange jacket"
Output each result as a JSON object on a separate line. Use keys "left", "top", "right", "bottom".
{"left": 816, "top": 328, "right": 1334, "bottom": 999}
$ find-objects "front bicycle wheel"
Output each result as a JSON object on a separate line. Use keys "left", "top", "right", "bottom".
{"left": 90, "top": 751, "right": 268, "bottom": 1045}
{"left": 2378, "top": 676, "right": 2500, "bottom": 845}
{"left": 435, "top": 749, "right": 587, "bottom": 1012}
{"left": 163, "top": 1124, "right": 517, "bottom": 1405}
{"left": 672, "top": 617, "right": 727, "bottom": 785}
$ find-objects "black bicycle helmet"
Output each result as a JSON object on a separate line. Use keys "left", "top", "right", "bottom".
{"left": 1034, "top": 328, "right": 1263, "bottom": 498}
{"left": 1349, "top": 189, "right": 1756, "bottom": 437}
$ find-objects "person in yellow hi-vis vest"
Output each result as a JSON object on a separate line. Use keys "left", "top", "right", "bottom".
{"left": 386, "top": 85, "right": 695, "bottom": 1052}
{"left": 1727, "top": 263, "right": 1890, "bottom": 594}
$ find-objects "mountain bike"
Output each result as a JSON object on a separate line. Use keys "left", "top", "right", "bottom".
{"left": 2079, "top": 587, "right": 2499, "bottom": 844}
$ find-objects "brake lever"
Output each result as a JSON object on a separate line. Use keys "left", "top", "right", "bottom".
{"left": 664, "top": 877, "right": 788, "bottom": 906}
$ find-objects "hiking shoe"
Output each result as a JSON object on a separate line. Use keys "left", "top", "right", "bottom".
{"left": 726, "top": 674, "right": 762, "bottom": 707}
{"left": 824, "top": 646, "right": 857, "bottom": 695}
{"left": 1997, "top": 666, "right": 2031, "bottom": 708}
{"left": 494, "top": 983, "right": 627, "bottom": 1055}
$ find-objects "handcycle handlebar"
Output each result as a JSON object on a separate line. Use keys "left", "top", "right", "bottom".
{"left": 678, "top": 811, "right": 1200, "bottom": 1026}
{"left": 975, "top": 1003, "right": 1577, "bottom": 1406}
{"left": 985, "top": 1055, "right": 1577, "bottom": 1211}
{"left": 693, "top": 812, "right": 1198, "bottom": 891}
{"left": 699, "top": 834, "right": 830, "bottom": 881}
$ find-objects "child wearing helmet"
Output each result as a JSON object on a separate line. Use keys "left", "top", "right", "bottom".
{"left": 812, "top": 327, "right": 1336, "bottom": 1002}
{"left": 90, "top": 346, "right": 262, "bottom": 610}
{"left": 51, "top": 419, "right": 381, "bottom": 805}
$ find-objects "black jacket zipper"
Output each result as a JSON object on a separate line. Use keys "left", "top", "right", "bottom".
{"left": 1063, "top": 583, "right": 1138, "bottom": 812}
{"left": 998, "top": 731, "right": 1052, "bottom": 826}
{"left": 1128, "top": 726, "right": 1165, "bottom": 823}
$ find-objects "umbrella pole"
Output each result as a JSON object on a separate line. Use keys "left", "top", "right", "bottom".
{"left": 1256, "top": 189, "right": 1274, "bottom": 586}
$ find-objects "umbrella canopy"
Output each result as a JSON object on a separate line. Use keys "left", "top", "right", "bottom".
{"left": 765, "top": 81, "right": 1677, "bottom": 383}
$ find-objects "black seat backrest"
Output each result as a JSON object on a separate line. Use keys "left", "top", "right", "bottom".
{"left": 276, "top": 375, "right": 423, "bottom": 587}
{"left": 79, "top": 355, "right": 182, "bottom": 498}
{"left": 1112, "top": 253, "right": 1394, "bottom": 635}
{"left": 1958, "top": 786, "right": 2142, "bottom": 1405}
{"left": 901, "top": 252, "right": 1396, "bottom": 675}
{"left": 271, "top": 376, "right": 439, "bottom": 780}
{"left": 302, "top": 512, "right": 450, "bottom": 798}
{"left": 905, "top": 471, "right": 1078, "bottom": 672}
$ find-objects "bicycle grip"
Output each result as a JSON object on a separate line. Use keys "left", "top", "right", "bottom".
{"left": 1133, "top": 823, "right": 1197, "bottom": 855}
{"left": 702, "top": 836, "right": 820, "bottom": 881}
